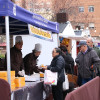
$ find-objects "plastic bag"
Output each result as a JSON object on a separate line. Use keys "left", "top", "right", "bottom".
{"left": 44, "top": 70, "right": 58, "bottom": 85}
{"left": 63, "top": 74, "right": 69, "bottom": 91}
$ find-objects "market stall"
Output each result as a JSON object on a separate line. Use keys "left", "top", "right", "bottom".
{"left": 0, "top": 0, "right": 59, "bottom": 96}
{"left": 59, "top": 21, "right": 88, "bottom": 60}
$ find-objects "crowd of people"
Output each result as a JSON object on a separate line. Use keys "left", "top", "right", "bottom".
{"left": 0, "top": 35, "right": 100, "bottom": 100}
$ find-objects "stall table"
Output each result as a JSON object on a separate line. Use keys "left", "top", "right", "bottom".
{"left": 11, "top": 81, "right": 43, "bottom": 100}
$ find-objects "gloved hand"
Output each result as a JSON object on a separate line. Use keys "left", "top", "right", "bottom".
{"left": 18, "top": 71, "right": 24, "bottom": 77}
{"left": 22, "top": 70, "right": 25, "bottom": 75}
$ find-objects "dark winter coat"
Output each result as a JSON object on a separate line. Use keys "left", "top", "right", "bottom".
{"left": 23, "top": 52, "right": 41, "bottom": 75}
{"left": 93, "top": 46, "right": 100, "bottom": 58}
{"left": 93, "top": 46, "right": 100, "bottom": 75}
{"left": 61, "top": 52, "right": 74, "bottom": 74}
{"left": 47, "top": 55, "right": 65, "bottom": 83}
{"left": 75, "top": 46, "right": 100, "bottom": 78}
{"left": 5, "top": 46, "right": 24, "bottom": 76}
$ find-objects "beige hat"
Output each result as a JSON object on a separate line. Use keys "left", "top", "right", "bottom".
{"left": 34, "top": 43, "right": 42, "bottom": 51}
{"left": 15, "top": 36, "right": 23, "bottom": 44}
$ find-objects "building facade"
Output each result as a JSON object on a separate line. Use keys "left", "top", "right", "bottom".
{"left": 69, "top": 0, "right": 100, "bottom": 37}
{"left": 56, "top": 0, "right": 100, "bottom": 37}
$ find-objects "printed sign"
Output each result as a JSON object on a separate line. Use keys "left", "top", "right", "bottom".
{"left": 28, "top": 24, "right": 53, "bottom": 41}
{"left": 13, "top": 4, "right": 16, "bottom": 16}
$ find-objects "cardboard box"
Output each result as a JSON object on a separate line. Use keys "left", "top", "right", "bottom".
{"left": 15, "top": 77, "right": 25, "bottom": 87}
{"left": 40, "top": 73, "right": 44, "bottom": 78}
{"left": 0, "top": 71, "right": 7, "bottom": 77}
{"left": 0, "top": 77, "right": 8, "bottom": 81}
{"left": 11, "top": 83, "right": 15, "bottom": 90}
{"left": 0, "top": 71, "right": 15, "bottom": 77}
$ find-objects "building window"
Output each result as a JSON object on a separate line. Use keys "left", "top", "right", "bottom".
{"left": 89, "top": 23, "right": 94, "bottom": 29}
{"left": 88, "top": 6, "right": 94, "bottom": 12}
{"left": 79, "top": 7, "right": 84, "bottom": 12}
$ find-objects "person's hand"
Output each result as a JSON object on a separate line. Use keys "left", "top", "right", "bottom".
{"left": 91, "top": 65, "right": 93, "bottom": 69}
{"left": 18, "top": 71, "right": 24, "bottom": 76}
{"left": 43, "top": 66, "right": 47, "bottom": 70}
{"left": 90, "top": 65, "right": 94, "bottom": 71}
{"left": 40, "top": 64, "right": 47, "bottom": 70}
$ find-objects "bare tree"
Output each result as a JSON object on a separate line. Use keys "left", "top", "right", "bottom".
{"left": 13, "top": 0, "right": 94, "bottom": 29}
{"left": 51, "top": 0, "right": 94, "bottom": 29}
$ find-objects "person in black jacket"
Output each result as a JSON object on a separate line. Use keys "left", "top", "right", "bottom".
{"left": 44, "top": 48, "right": 65, "bottom": 100}
{"left": 59, "top": 45, "right": 75, "bottom": 99}
{"left": 59, "top": 45, "right": 74, "bottom": 74}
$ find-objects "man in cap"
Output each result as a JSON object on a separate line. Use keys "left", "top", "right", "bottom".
{"left": 75, "top": 41, "right": 100, "bottom": 85}
{"left": 23, "top": 43, "right": 44, "bottom": 75}
{"left": 5, "top": 36, "right": 24, "bottom": 77}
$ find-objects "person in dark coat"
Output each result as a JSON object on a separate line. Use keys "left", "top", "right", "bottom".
{"left": 23, "top": 43, "right": 44, "bottom": 75}
{"left": 59, "top": 45, "right": 75, "bottom": 99}
{"left": 86, "top": 37, "right": 100, "bottom": 76}
{"left": 5, "top": 36, "right": 24, "bottom": 77}
{"left": 44, "top": 48, "right": 65, "bottom": 100}
{"left": 75, "top": 41, "right": 100, "bottom": 85}
{"left": 59, "top": 45, "right": 74, "bottom": 74}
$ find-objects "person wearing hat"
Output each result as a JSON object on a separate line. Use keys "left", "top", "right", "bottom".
{"left": 4, "top": 36, "right": 24, "bottom": 77}
{"left": 23, "top": 43, "right": 44, "bottom": 75}
{"left": 75, "top": 41, "right": 100, "bottom": 86}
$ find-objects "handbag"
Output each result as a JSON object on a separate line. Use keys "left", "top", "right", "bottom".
{"left": 44, "top": 70, "right": 58, "bottom": 85}
{"left": 67, "top": 74, "right": 78, "bottom": 87}
{"left": 63, "top": 74, "right": 69, "bottom": 91}
{"left": 67, "top": 64, "right": 78, "bottom": 87}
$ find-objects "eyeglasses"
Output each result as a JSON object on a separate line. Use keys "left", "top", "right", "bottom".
{"left": 52, "top": 51, "right": 56, "bottom": 53}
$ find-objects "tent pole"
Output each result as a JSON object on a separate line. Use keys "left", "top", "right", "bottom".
{"left": 5, "top": 16, "right": 11, "bottom": 86}
{"left": 57, "top": 34, "right": 60, "bottom": 47}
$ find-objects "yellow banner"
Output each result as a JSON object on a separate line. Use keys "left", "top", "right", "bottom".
{"left": 28, "top": 25, "right": 53, "bottom": 41}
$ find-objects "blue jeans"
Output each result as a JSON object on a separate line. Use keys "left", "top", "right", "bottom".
{"left": 82, "top": 77, "right": 92, "bottom": 85}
